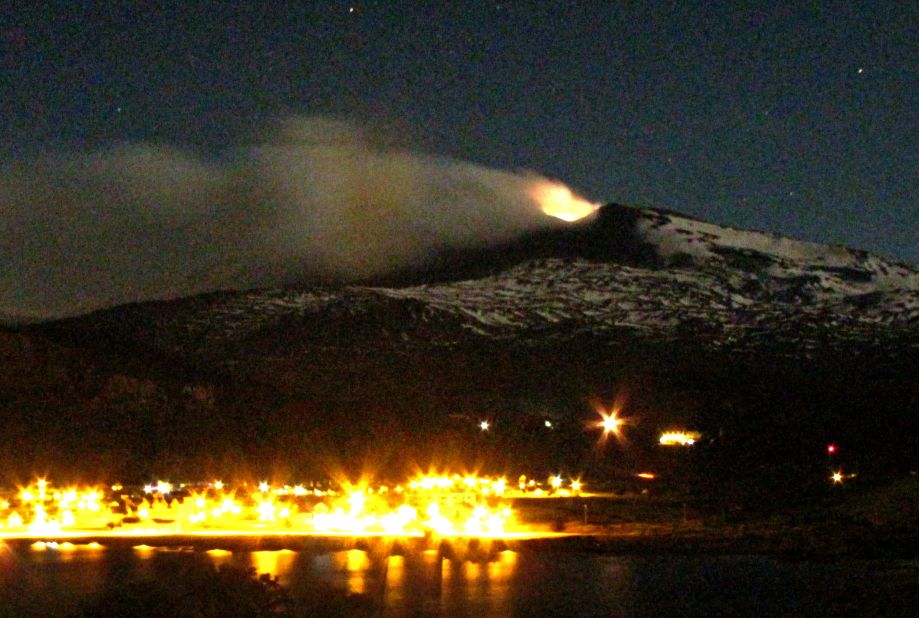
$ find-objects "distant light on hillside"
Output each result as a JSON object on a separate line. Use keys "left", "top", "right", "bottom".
{"left": 659, "top": 431, "right": 701, "bottom": 446}
{"left": 530, "top": 181, "right": 599, "bottom": 222}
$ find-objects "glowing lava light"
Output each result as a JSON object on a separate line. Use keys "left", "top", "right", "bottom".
{"left": 530, "top": 181, "right": 599, "bottom": 222}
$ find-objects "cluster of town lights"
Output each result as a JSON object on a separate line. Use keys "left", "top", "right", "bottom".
{"left": 0, "top": 473, "right": 586, "bottom": 541}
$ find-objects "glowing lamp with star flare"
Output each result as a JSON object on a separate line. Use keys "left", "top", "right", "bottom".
{"left": 591, "top": 403, "right": 630, "bottom": 446}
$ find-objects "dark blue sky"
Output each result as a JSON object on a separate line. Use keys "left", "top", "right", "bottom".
{"left": 3, "top": 1, "right": 916, "bottom": 263}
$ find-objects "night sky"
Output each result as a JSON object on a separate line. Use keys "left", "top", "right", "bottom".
{"left": 2, "top": 1, "right": 917, "bottom": 263}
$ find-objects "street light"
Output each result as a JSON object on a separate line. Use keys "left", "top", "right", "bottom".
{"left": 595, "top": 408, "right": 625, "bottom": 439}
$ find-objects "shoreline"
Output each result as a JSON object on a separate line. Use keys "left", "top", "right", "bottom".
{"left": 3, "top": 524, "right": 916, "bottom": 561}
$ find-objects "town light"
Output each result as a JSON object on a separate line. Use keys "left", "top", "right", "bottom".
{"left": 592, "top": 406, "right": 629, "bottom": 446}
{"left": 597, "top": 410, "right": 623, "bottom": 436}
{"left": 659, "top": 431, "right": 701, "bottom": 446}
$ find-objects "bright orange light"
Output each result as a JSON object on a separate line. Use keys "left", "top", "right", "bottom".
{"left": 636, "top": 472, "right": 656, "bottom": 480}
{"left": 601, "top": 415, "right": 622, "bottom": 434}
{"left": 594, "top": 407, "right": 625, "bottom": 439}
{"left": 831, "top": 472, "right": 843, "bottom": 484}
{"left": 530, "top": 181, "right": 599, "bottom": 222}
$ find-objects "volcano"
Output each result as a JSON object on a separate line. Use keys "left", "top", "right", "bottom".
{"left": 2, "top": 203, "right": 916, "bottom": 481}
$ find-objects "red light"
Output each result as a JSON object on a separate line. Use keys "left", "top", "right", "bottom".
{"left": 827, "top": 444, "right": 837, "bottom": 455}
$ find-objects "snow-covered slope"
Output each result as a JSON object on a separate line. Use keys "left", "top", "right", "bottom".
{"left": 28, "top": 204, "right": 918, "bottom": 362}
{"left": 25, "top": 205, "right": 919, "bottom": 362}
{"left": 377, "top": 254, "right": 917, "bottom": 346}
{"left": 638, "top": 208, "right": 917, "bottom": 295}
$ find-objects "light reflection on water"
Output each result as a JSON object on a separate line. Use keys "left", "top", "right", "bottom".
{"left": 1, "top": 541, "right": 916, "bottom": 617}
{"left": 186, "top": 543, "right": 523, "bottom": 614}
{"left": 251, "top": 548, "right": 299, "bottom": 586}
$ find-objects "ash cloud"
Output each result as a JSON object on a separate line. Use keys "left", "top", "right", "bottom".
{"left": 1, "top": 117, "right": 557, "bottom": 321}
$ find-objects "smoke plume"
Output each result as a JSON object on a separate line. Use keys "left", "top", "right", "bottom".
{"left": 0, "top": 116, "right": 582, "bottom": 321}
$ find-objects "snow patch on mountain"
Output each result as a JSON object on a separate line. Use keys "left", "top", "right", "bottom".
{"left": 637, "top": 209, "right": 918, "bottom": 296}
{"left": 22, "top": 203, "right": 916, "bottom": 361}
{"left": 375, "top": 255, "right": 917, "bottom": 347}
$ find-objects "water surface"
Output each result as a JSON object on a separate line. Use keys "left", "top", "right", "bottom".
{"left": 0, "top": 541, "right": 915, "bottom": 616}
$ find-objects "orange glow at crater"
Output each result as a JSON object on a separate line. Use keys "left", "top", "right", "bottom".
{"left": 530, "top": 181, "right": 599, "bottom": 222}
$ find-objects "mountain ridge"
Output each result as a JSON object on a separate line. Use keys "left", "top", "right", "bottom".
{"left": 2, "top": 202, "right": 915, "bottom": 480}
{"left": 24, "top": 202, "right": 915, "bottom": 363}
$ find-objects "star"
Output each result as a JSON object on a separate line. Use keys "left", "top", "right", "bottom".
{"left": 479, "top": 420, "right": 490, "bottom": 431}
